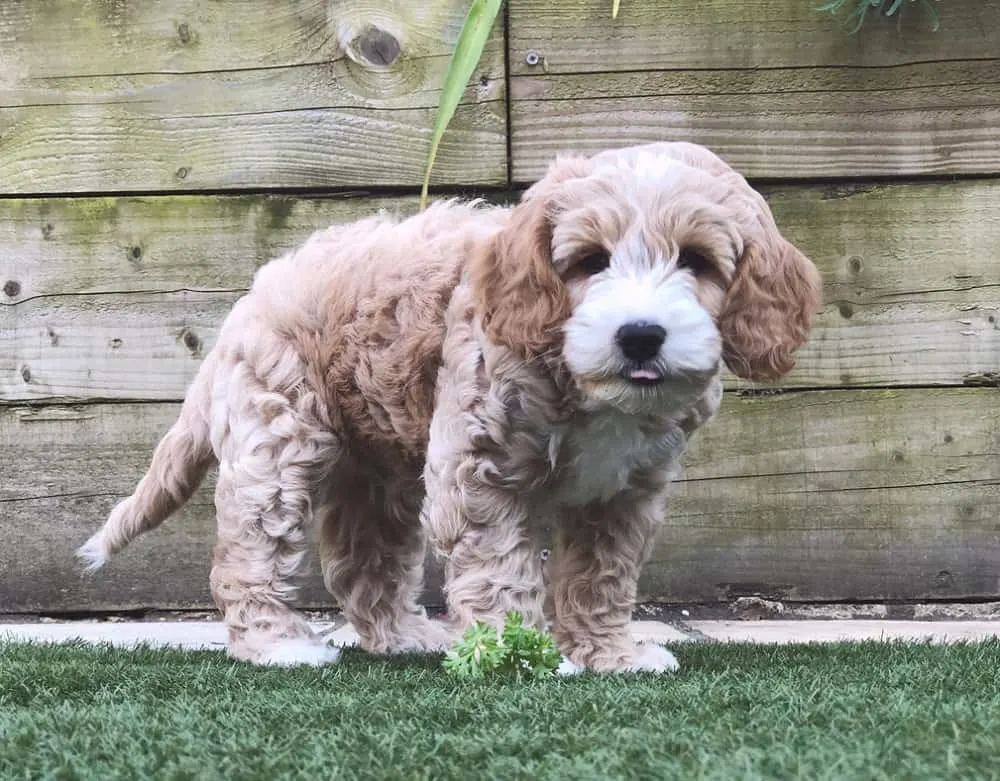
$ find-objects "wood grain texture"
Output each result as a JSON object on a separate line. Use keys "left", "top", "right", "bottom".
{"left": 649, "top": 388, "right": 1000, "bottom": 602}
{"left": 2, "top": 389, "right": 997, "bottom": 612}
{"left": 764, "top": 181, "right": 1000, "bottom": 389}
{"left": 0, "top": 0, "right": 506, "bottom": 192}
{"left": 3, "top": 181, "right": 998, "bottom": 401}
{"left": 0, "top": 194, "right": 421, "bottom": 400}
{"left": 509, "top": 0, "right": 1000, "bottom": 73}
{"left": 508, "top": 0, "right": 1000, "bottom": 180}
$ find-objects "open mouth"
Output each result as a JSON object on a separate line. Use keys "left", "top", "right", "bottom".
{"left": 623, "top": 365, "right": 666, "bottom": 386}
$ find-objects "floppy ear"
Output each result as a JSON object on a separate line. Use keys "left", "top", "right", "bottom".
{"left": 626, "top": 142, "right": 822, "bottom": 380}
{"left": 470, "top": 156, "right": 591, "bottom": 359}
{"left": 719, "top": 225, "right": 822, "bottom": 381}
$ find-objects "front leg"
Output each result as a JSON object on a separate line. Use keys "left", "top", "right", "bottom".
{"left": 421, "top": 304, "right": 566, "bottom": 638}
{"left": 422, "top": 452, "right": 547, "bottom": 633}
{"left": 550, "top": 490, "right": 677, "bottom": 673}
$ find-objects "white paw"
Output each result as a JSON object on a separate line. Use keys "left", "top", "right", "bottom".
{"left": 255, "top": 639, "right": 342, "bottom": 667}
{"left": 624, "top": 642, "right": 679, "bottom": 673}
{"left": 557, "top": 656, "right": 585, "bottom": 676}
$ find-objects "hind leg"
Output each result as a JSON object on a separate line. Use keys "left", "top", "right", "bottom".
{"left": 319, "top": 477, "right": 451, "bottom": 655}
{"left": 210, "top": 405, "right": 340, "bottom": 666}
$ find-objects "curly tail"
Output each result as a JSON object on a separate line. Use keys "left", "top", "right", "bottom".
{"left": 77, "top": 359, "right": 217, "bottom": 573}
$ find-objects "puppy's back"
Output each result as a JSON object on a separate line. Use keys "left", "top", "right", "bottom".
{"left": 235, "top": 199, "right": 505, "bottom": 463}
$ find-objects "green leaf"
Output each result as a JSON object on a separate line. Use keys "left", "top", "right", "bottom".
{"left": 443, "top": 611, "right": 562, "bottom": 680}
{"left": 442, "top": 621, "right": 504, "bottom": 678}
{"left": 817, "top": 0, "right": 942, "bottom": 33}
{"left": 420, "top": 0, "right": 504, "bottom": 210}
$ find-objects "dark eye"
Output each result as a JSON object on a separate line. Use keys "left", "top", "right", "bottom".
{"left": 677, "top": 248, "right": 712, "bottom": 277}
{"left": 577, "top": 250, "right": 611, "bottom": 275}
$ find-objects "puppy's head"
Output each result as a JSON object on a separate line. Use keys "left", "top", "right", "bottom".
{"left": 471, "top": 142, "right": 821, "bottom": 414}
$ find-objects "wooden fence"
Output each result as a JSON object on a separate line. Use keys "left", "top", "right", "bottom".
{"left": 1, "top": 0, "right": 997, "bottom": 613}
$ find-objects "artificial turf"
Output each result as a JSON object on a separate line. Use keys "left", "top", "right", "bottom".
{"left": 1, "top": 639, "right": 998, "bottom": 780}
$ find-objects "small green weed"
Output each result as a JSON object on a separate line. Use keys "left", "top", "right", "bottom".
{"left": 443, "top": 611, "right": 562, "bottom": 679}
{"left": 818, "top": 0, "right": 942, "bottom": 32}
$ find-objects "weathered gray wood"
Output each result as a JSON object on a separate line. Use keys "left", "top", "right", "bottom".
{"left": 508, "top": 0, "right": 1000, "bottom": 180}
{"left": 510, "top": 0, "right": 1000, "bottom": 72}
{"left": 0, "top": 194, "right": 414, "bottom": 400}
{"left": 2, "top": 182, "right": 998, "bottom": 401}
{"left": 0, "top": 1, "right": 506, "bottom": 192}
{"left": 2, "top": 291, "right": 238, "bottom": 401}
{"left": 0, "top": 194, "right": 421, "bottom": 295}
{"left": 647, "top": 388, "right": 1000, "bottom": 602}
{"left": 767, "top": 182, "right": 1000, "bottom": 389}
{"left": 1, "top": 389, "right": 997, "bottom": 612}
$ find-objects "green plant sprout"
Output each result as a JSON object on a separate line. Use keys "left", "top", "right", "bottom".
{"left": 443, "top": 611, "right": 563, "bottom": 679}
{"left": 818, "top": 0, "right": 942, "bottom": 33}
{"left": 420, "top": 0, "right": 503, "bottom": 210}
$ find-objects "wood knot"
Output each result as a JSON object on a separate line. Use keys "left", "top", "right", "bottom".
{"left": 41, "top": 223, "right": 54, "bottom": 240}
{"left": 20, "top": 365, "right": 31, "bottom": 383}
{"left": 342, "top": 24, "right": 402, "bottom": 68}
{"left": 179, "top": 327, "right": 202, "bottom": 356}
{"left": 129, "top": 245, "right": 143, "bottom": 262}
{"left": 3, "top": 280, "right": 21, "bottom": 298}
{"left": 177, "top": 22, "right": 193, "bottom": 45}
{"left": 933, "top": 570, "right": 955, "bottom": 590}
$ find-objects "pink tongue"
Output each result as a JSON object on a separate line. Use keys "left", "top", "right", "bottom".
{"left": 629, "top": 368, "right": 661, "bottom": 381}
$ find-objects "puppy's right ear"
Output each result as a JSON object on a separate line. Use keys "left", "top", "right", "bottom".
{"left": 470, "top": 155, "right": 592, "bottom": 359}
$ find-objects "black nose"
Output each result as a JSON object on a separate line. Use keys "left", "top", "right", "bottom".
{"left": 616, "top": 322, "right": 666, "bottom": 362}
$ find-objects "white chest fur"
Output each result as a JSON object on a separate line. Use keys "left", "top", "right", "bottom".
{"left": 552, "top": 410, "right": 688, "bottom": 506}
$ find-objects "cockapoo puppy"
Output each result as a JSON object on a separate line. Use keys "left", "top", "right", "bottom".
{"left": 78, "top": 142, "right": 821, "bottom": 672}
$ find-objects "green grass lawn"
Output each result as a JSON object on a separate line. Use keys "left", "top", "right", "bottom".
{"left": 2, "top": 639, "right": 998, "bottom": 780}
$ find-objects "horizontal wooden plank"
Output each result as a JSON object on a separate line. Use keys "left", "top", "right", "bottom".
{"left": 2, "top": 181, "right": 998, "bottom": 401}
{"left": 508, "top": 0, "right": 1000, "bottom": 179}
{"left": 5, "top": 293, "right": 997, "bottom": 402}
{"left": 0, "top": 0, "right": 506, "bottom": 192}
{"left": 2, "top": 292, "right": 237, "bottom": 401}
{"left": 651, "top": 387, "right": 1000, "bottom": 602}
{"left": 0, "top": 194, "right": 420, "bottom": 294}
{"left": 509, "top": 0, "right": 1000, "bottom": 72}
{"left": 765, "top": 182, "right": 1000, "bottom": 388}
{"left": 2, "top": 388, "right": 997, "bottom": 612}
{"left": 0, "top": 194, "right": 424, "bottom": 401}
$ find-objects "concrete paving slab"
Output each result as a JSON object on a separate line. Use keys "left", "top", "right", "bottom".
{"left": 688, "top": 620, "right": 1000, "bottom": 644}
{"left": 0, "top": 621, "right": 332, "bottom": 651}
{"left": 0, "top": 619, "right": 688, "bottom": 651}
{"left": 1, "top": 621, "right": 231, "bottom": 651}
{"left": 1, "top": 619, "right": 996, "bottom": 653}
